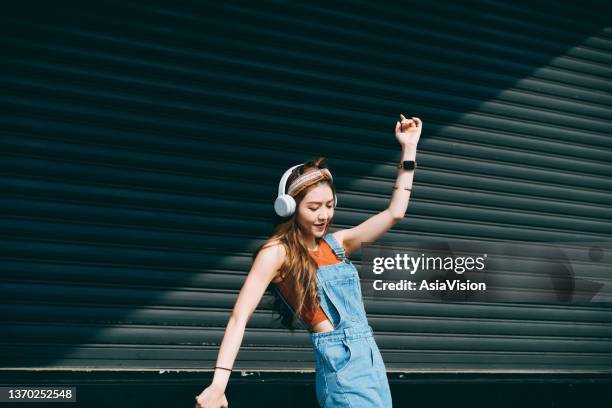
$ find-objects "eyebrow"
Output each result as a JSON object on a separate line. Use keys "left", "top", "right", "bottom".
{"left": 306, "top": 199, "right": 335, "bottom": 204}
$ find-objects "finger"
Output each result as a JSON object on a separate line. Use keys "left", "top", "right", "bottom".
{"left": 395, "top": 120, "right": 401, "bottom": 133}
{"left": 401, "top": 119, "right": 415, "bottom": 130}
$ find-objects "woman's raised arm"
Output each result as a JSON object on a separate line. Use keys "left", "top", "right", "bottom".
{"left": 335, "top": 115, "right": 422, "bottom": 256}
{"left": 195, "top": 243, "right": 285, "bottom": 408}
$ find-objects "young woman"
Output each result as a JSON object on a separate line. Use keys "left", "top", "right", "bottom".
{"left": 195, "top": 114, "right": 422, "bottom": 408}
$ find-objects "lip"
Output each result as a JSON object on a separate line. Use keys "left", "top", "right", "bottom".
{"left": 314, "top": 223, "right": 326, "bottom": 230}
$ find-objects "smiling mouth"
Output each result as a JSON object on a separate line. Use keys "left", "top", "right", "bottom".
{"left": 314, "top": 223, "right": 326, "bottom": 228}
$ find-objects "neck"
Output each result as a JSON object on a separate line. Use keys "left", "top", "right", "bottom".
{"left": 298, "top": 229, "right": 318, "bottom": 250}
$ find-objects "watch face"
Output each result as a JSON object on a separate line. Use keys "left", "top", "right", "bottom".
{"left": 402, "top": 161, "right": 416, "bottom": 170}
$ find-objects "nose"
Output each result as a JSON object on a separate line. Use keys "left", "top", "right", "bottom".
{"left": 318, "top": 209, "right": 333, "bottom": 222}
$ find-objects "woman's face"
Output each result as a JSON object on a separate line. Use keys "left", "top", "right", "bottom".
{"left": 296, "top": 183, "right": 335, "bottom": 240}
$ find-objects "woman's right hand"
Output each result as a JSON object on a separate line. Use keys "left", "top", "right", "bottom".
{"left": 194, "top": 383, "right": 228, "bottom": 408}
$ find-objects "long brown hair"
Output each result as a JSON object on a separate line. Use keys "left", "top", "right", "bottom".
{"left": 254, "top": 157, "right": 336, "bottom": 331}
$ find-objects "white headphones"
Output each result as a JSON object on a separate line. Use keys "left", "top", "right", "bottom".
{"left": 274, "top": 163, "right": 337, "bottom": 217}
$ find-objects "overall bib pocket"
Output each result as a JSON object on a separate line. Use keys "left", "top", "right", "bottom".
{"left": 341, "top": 278, "right": 367, "bottom": 322}
{"left": 320, "top": 278, "right": 352, "bottom": 328}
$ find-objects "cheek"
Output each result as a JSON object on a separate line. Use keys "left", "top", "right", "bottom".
{"left": 298, "top": 210, "right": 315, "bottom": 225}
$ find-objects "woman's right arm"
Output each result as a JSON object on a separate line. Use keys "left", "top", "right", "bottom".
{"left": 195, "top": 242, "right": 285, "bottom": 408}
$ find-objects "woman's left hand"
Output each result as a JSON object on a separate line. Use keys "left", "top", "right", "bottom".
{"left": 395, "top": 114, "right": 422, "bottom": 147}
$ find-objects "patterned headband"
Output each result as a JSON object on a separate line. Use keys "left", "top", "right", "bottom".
{"left": 287, "top": 168, "right": 332, "bottom": 197}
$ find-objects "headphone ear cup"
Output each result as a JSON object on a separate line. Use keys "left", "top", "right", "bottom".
{"left": 274, "top": 195, "right": 296, "bottom": 217}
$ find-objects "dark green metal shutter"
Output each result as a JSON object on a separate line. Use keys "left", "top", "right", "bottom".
{"left": 1, "top": 0, "right": 611, "bottom": 372}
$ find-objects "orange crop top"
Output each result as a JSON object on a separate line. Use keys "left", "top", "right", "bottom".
{"left": 274, "top": 238, "right": 341, "bottom": 328}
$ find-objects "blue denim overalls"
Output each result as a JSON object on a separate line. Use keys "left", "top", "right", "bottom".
{"left": 275, "top": 233, "right": 393, "bottom": 407}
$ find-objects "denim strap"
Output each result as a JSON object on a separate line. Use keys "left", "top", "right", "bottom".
{"left": 323, "top": 233, "right": 346, "bottom": 261}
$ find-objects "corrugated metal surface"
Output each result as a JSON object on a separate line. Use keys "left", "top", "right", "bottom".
{"left": 1, "top": 0, "right": 611, "bottom": 372}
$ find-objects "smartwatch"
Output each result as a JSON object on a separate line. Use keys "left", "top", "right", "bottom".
{"left": 398, "top": 160, "right": 417, "bottom": 170}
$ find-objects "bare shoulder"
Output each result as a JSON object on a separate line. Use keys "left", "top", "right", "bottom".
{"left": 258, "top": 240, "right": 286, "bottom": 264}
{"left": 257, "top": 239, "right": 286, "bottom": 283}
